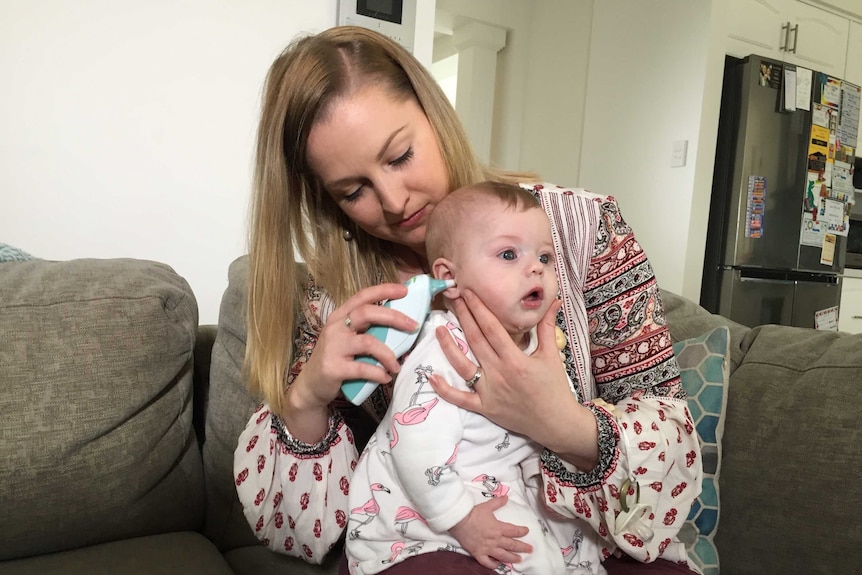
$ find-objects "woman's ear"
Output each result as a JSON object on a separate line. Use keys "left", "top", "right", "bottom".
{"left": 432, "top": 257, "right": 461, "bottom": 298}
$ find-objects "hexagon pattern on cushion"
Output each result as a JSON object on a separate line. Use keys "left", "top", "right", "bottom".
{"left": 673, "top": 326, "right": 729, "bottom": 575}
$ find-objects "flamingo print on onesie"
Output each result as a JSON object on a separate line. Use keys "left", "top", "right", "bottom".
{"left": 345, "top": 311, "right": 575, "bottom": 575}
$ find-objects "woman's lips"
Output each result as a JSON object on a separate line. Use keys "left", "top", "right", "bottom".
{"left": 398, "top": 207, "right": 426, "bottom": 228}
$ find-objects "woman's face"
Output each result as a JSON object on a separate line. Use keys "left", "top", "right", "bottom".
{"left": 306, "top": 84, "right": 450, "bottom": 257}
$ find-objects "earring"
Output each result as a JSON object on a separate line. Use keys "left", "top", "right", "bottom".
{"left": 343, "top": 229, "right": 353, "bottom": 241}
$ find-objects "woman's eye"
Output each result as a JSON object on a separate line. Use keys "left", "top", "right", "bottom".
{"left": 344, "top": 186, "right": 363, "bottom": 203}
{"left": 390, "top": 147, "right": 414, "bottom": 167}
{"left": 499, "top": 249, "right": 516, "bottom": 261}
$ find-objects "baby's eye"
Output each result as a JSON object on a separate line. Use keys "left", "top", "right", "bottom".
{"left": 499, "top": 249, "right": 516, "bottom": 261}
{"left": 539, "top": 254, "right": 551, "bottom": 264}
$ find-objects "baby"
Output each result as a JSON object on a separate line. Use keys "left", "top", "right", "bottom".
{"left": 346, "top": 181, "right": 583, "bottom": 574}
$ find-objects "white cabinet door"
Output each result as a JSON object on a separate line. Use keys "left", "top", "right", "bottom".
{"left": 726, "top": 0, "right": 850, "bottom": 78}
{"left": 785, "top": 0, "right": 850, "bottom": 77}
{"left": 839, "top": 276, "right": 862, "bottom": 333}
{"left": 727, "top": 0, "right": 790, "bottom": 60}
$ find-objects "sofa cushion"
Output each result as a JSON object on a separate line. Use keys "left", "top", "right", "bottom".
{"left": 0, "top": 259, "right": 203, "bottom": 560}
{"left": 0, "top": 532, "right": 234, "bottom": 575}
{"left": 203, "top": 255, "right": 264, "bottom": 551}
{"left": 225, "top": 543, "right": 342, "bottom": 575}
{"left": 659, "top": 289, "right": 750, "bottom": 375}
{"left": 714, "top": 324, "right": 862, "bottom": 573}
{"left": 673, "top": 327, "right": 730, "bottom": 575}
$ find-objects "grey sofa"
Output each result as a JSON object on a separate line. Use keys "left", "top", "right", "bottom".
{"left": 2, "top": 255, "right": 860, "bottom": 574}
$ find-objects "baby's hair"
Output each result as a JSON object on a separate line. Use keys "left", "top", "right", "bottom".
{"left": 426, "top": 181, "right": 541, "bottom": 263}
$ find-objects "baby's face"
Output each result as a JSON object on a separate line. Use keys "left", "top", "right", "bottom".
{"left": 451, "top": 205, "right": 558, "bottom": 338}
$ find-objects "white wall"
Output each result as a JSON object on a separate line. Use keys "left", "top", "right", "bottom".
{"left": 578, "top": 0, "right": 726, "bottom": 300}
{"left": 0, "top": 1, "right": 336, "bottom": 323}
{"left": 519, "top": 0, "right": 592, "bottom": 186}
{"left": 434, "top": 0, "right": 534, "bottom": 171}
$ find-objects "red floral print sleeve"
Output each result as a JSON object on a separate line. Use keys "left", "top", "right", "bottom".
{"left": 233, "top": 275, "right": 360, "bottom": 563}
{"left": 533, "top": 186, "right": 702, "bottom": 568}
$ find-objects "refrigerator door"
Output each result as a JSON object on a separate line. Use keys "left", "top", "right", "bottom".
{"left": 718, "top": 267, "right": 841, "bottom": 328}
{"left": 718, "top": 268, "right": 794, "bottom": 327}
{"left": 724, "top": 55, "right": 810, "bottom": 271}
{"left": 792, "top": 276, "right": 842, "bottom": 328}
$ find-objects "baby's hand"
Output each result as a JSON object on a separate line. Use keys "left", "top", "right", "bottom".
{"left": 448, "top": 496, "right": 532, "bottom": 569}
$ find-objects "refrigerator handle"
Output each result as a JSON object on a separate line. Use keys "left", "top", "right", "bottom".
{"left": 790, "top": 24, "right": 799, "bottom": 54}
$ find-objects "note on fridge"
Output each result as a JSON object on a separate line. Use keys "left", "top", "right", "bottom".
{"left": 796, "top": 67, "right": 812, "bottom": 111}
{"left": 814, "top": 306, "right": 839, "bottom": 331}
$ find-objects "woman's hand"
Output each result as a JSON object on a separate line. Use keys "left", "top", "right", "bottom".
{"left": 430, "top": 290, "right": 599, "bottom": 470}
{"left": 285, "top": 282, "right": 418, "bottom": 441}
{"left": 448, "top": 496, "right": 531, "bottom": 569}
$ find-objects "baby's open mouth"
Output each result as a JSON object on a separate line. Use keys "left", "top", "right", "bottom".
{"left": 523, "top": 288, "right": 544, "bottom": 303}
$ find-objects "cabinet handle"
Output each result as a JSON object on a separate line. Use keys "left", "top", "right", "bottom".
{"left": 789, "top": 24, "right": 799, "bottom": 54}
{"left": 781, "top": 21, "right": 790, "bottom": 51}
{"left": 854, "top": 316, "right": 862, "bottom": 319}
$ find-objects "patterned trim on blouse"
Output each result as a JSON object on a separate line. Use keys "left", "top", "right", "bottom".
{"left": 539, "top": 403, "right": 618, "bottom": 489}
{"left": 556, "top": 304, "right": 583, "bottom": 402}
{"left": 596, "top": 352, "right": 683, "bottom": 404}
{"left": 270, "top": 410, "right": 345, "bottom": 459}
{"left": 584, "top": 260, "right": 654, "bottom": 322}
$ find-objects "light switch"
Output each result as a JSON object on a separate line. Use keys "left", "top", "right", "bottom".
{"left": 671, "top": 140, "right": 688, "bottom": 168}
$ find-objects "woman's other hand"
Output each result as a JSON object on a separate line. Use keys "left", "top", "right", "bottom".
{"left": 430, "top": 290, "right": 599, "bottom": 470}
{"left": 285, "top": 282, "right": 418, "bottom": 441}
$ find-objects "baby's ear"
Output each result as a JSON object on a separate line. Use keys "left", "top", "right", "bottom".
{"left": 432, "top": 258, "right": 460, "bottom": 299}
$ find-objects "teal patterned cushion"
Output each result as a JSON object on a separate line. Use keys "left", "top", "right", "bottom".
{"left": 0, "top": 243, "right": 34, "bottom": 262}
{"left": 673, "top": 326, "right": 730, "bottom": 575}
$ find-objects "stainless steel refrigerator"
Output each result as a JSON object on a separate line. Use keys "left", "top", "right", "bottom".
{"left": 701, "top": 54, "right": 846, "bottom": 329}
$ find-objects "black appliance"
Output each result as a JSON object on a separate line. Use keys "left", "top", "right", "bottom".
{"left": 701, "top": 54, "right": 849, "bottom": 329}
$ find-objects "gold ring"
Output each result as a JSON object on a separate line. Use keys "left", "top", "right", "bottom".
{"left": 466, "top": 368, "right": 482, "bottom": 388}
{"left": 344, "top": 315, "right": 352, "bottom": 329}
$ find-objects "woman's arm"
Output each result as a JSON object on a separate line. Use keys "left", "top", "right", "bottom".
{"left": 540, "top": 194, "right": 701, "bottom": 565}
{"left": 234, "top": 282, "right": 361, "bottom": 562}
{"left": 234, "top": 276, "right": 412, "bottom": 561}
{"left": 234, "top": 403, "right": 358, "bottom": 562}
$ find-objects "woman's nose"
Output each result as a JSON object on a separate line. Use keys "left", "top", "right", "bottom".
{"left": 376, "top": 180, "right": 409, "bottom": 214}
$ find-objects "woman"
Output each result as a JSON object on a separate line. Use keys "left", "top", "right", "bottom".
{"left": 234, "top": 25, "right": 701, "bottom": 575}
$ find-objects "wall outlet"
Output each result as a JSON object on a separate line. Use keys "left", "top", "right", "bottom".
{"left": 671, "top": 140, "right": 688, "bottom": 168}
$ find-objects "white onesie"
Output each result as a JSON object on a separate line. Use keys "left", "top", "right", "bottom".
{"left": 345, "top": 310, "right": 588, "bottom": 575}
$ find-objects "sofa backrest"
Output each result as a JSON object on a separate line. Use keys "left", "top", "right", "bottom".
{"left": 201, "top": 254, "right": 263, "bottom": 551}
{"left": 0, "top": 258, "right": 203, "bottom": 560}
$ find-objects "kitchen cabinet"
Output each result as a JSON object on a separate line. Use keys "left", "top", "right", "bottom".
{"left": 839, "top": 275, "right": 862, "bottom": 333}
{"left": 726, "top": 0, "right": 788, "bottom": 61}
{"left": 727, "top": 0, "right": 850, "bottom": 77}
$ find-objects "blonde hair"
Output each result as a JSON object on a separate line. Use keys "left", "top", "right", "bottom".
{"left": 426, "top": 181, "right": 541, "bottom": 264}
{"left": 247, "top": 26, "right": 536, "bottom": 413}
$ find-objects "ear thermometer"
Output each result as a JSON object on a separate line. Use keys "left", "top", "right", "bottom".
{"left": 341, "top": 274, "right": 454, "bottom": 405}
